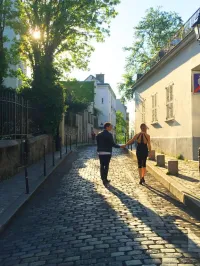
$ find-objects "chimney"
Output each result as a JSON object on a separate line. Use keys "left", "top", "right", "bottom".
{"left": 96, "top": 74, "right": 104, "bottom": 83}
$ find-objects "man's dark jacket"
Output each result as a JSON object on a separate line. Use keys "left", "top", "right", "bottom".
{"left": 96, "top": 130, "right": 120, "bottom": 153}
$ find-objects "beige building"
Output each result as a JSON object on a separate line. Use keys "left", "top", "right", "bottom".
{"left": 133, "top": 11, "right": 200, "bottom": 160}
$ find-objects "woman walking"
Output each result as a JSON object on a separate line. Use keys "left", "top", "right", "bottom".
{"left": 122, "top": 123, "right": 151, "bottom": 184}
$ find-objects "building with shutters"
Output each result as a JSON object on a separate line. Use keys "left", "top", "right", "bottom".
{"left": 132, "top": 8, "right": 200, "bottom": 160}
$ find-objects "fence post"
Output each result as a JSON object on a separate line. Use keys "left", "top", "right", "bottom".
{"left": 66, "top": 135, "right": 68, "bottom": 154}
{"left": 26, "top": 100, "right": 29, "bottom": 136}
{"left": 21, "top": 97, "right": 24, "bottom": 136}
{"left": 14, "top": 93, "right": 17, "bottom": 139}
{"left": 128, "top": 134, "right": 130, "bottom": 149}
{"left": 76, "top": 135, "right": 78, "bottom": 148}
{"left": 125, "top": 133, "right": 126, "bottom": 144}
{"left": 199, "top": 147, "right": 200, "bottom": 175}
{"left": 44, "top": 145, "right": 46, "bottom": 176}
{"left": 24, "top": 138, "right": 29, "bottom": 194}
{"left": 70, "top": 135, "right": 72, "bottom": 150}
{"left": 60, "top": 137, "right": 62, "bottom": 159}
{"left": 52, "top": 139, "right": 55, "bottom": 166}
{"left": 131, "top": 133, "right": 133, "bottom": 151}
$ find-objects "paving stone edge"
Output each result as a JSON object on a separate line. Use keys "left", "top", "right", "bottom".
{"left": 0, "top": 150, "right": 73, "bottom": 234}
{"left": 127, "top": 149, "right": 200, "bottom": 220}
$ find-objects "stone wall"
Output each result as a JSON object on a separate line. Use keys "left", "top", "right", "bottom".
{"left": 65, "top": 126, "right": 78, "bottom": 144}
{"left": 0, "top": 135, "right": 53, "bottom": 181}
{"left": 28, "top": 135, "right": 53, "bottom": 164}
{"left": 0, "top": 140, "right": 20, "bottom": 181}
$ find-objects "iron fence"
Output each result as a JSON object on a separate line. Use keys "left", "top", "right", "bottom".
{"left": 0, "top": 90, "right": 29, "bottom": 139}
{"left": 0, "top": 90, "right": 43, "bottom": 139}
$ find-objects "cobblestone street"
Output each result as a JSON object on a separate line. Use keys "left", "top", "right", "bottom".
{"left": 0, "top": 146, "right": 200, "bottom": 266}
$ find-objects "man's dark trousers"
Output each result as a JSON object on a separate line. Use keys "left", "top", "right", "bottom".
{"left": 99, "top": 155, "right": 111, "bottom": 181}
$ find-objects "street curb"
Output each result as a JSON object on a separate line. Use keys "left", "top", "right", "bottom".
{"left": 0, "top": 150, "right": 73, "bottom": 234}
{"left": 127, "top": 149, "right": 200, "bottom": 219}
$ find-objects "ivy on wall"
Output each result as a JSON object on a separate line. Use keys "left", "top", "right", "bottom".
{"left": 62, "top": 81, "right": 95, "bottom": 113}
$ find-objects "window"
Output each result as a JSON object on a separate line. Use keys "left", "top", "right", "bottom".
{"left": 152, "top": 93, "right": 158, "bottom": 123}
{"left": 166, "top": 84, "right": 174, "bottom": 120}
{"left": 141, "top": 100, "right": 145, "bottom": 123}
{"left": 102, "top": 98, "right": 104, "bottom": 104}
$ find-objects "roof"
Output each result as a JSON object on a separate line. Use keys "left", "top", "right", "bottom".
{"left": 132, "top": 31, "right": 196, "bottom": 92}
{"left": 132, "top": 8, "right": 200, "bottom": 92}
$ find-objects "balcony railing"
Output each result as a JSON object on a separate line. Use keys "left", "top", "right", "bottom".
{"left": 139, "top": 8, "right": 200, "bottom": 78}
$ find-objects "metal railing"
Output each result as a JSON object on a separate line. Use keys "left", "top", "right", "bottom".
{"left": 0, "top": 90, "right": 29, "bottom": 139}
{"left": 139, "top": 8, "right": 200, "bottom": 78}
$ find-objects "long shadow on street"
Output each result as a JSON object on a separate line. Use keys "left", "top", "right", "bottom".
{"left": 0, "top": 147, "right": 199, "bottom": 266}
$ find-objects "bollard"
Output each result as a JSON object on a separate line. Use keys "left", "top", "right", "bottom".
{"left": 168, "top": 160, "right": 178, "bottom": 175}
{"left": 70, "top": 135, "right": 72, "bottom": 150}
{"left": 52, "top": 140, "right": 55, "bottom": 166}
{"left": 66, "top": 135, "right": 68, "bottom": 154}
{"left": 24, "top": 139, "right": 29, "bottom": 194}
{"left": 60, "top": 137, "right": 62, "bottom": 159}
{"left": 24, "top": 165, "right": 29, "bottom": 194}
{"left": 44, "top": 145, "right": 46, "bottom": 176}
{"left": 157, "top": 155, "right": 165, "bottom": 167}
{"left": 76, "top": 135, "right": 78, "bottom": 148}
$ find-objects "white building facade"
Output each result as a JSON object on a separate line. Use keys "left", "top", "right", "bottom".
{"left": 133, "top": 24, "right": 200, "bottom": 160}
{"left": 116, "top": 99, "right": 127, "bottom": 121}
{"left": 85, "top": 74, "right": 117, "bottom": 136}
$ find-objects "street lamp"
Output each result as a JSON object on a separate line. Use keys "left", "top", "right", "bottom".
{"left": 192, "top": 13, "right": 200, "bottom": 44}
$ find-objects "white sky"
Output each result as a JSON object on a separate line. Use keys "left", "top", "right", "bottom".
{"left": 70, "top": 0, "right": 200, "bottom": 128}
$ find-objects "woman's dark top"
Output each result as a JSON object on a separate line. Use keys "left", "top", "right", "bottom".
{"left": 136, "top": 133, "right": 148, "bottom": 157}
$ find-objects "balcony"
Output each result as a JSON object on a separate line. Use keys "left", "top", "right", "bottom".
{"left": 137, "top": 8, "right": 200, "bottom": 80}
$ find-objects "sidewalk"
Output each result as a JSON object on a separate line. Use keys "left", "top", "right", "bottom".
{"left": 0, "top": 143, "right": 87, "bottom": 233}
{"left": 127, "top": 148, "right": 200, "bottom": 219}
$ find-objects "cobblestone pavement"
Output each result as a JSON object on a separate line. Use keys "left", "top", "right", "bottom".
{"left": 0, "top": 147, "right": 200, "bottom": 266}
{"left": 142, "top": 150, "right": 200, "bottom": 198}
{"left": 0, "top": 144, "right": 80, "bottom": 216}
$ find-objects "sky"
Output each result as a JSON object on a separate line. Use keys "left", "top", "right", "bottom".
{"left": 70, "top": 0, "right": 200, "bottom": 126}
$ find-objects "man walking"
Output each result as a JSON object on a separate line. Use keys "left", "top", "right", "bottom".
{"left": 96, "top": 122, "right": 122, "bottom": 185}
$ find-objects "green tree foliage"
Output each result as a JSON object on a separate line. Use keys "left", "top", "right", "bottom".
{"left": 15, "top": 0, "right": 120, "bottom": 73}
{"left": 118, "top": 7, "right": 183, "bottom": 101}
{"left": 62, "top": 80, "right": 95, "bottom": 113}
{"left": 14, "top": 0, "right": 120, "bottom": 135}
{"left": 0, "top": 0, "right": 19, "bottom": 88}
{"left": 116, "top": 111, "right": 126, "bottom": 143}
{"left": 19, "top": 63, "right": 65, "bottom": 135}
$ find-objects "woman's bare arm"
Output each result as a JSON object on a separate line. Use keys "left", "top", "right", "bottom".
{"left": 147, "top": 135, "right": 151, "bottom": 152}
{"left": 124, "top": 134, "right": 138, "bottom": 146}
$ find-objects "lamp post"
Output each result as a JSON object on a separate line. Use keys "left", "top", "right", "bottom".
{"left": 192, "top": 13, "right": 200, "bottom": 44}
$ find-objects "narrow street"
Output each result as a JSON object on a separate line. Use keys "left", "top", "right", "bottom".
{"left": 0, "top": 147, "right": 200, "bottom": 266}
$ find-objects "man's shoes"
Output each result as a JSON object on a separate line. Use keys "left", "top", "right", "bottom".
{"left": 142, "top": 177, "right": 145, "bottom": 184}
{"left": 139, "top": 179, "right": 143, "bottom": 185}
{"left": 103, "top": 179, "right": 110, "bottom": 186}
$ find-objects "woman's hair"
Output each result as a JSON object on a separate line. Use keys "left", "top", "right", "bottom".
{"left": 140, "top": 123, "right": 148, "bottom": 130}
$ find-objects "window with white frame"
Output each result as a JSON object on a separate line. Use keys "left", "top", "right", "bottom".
{"left": 141, "top": 100, "right": 145, "bottom": 123}
{"left": 166, "top": 83, "right": 174, "bottom": 120}
{"left": 152, "top": 93, "right": 158, "bottom": 123}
